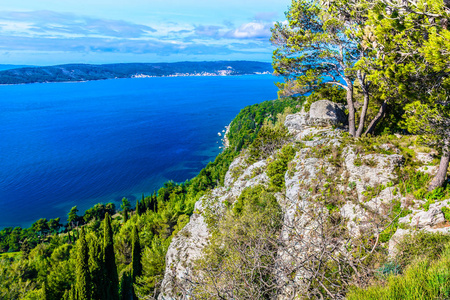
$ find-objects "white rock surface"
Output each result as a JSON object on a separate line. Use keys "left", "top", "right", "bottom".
{"left": 399, "top": 200, "right": 450, "bottom": 229}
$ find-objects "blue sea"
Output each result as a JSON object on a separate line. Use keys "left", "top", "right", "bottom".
{"left": 0, "top": 75, "right": 279, "bottom": 228}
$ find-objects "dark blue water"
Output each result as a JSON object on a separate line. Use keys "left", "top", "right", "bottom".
{"left": 0, "top": 75, "right": 279, "bottom": 228}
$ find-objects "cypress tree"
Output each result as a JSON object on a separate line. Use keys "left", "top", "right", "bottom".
{"left": 131, "top": 226, "right": 142, "bottom": 300}
{"left": 88, "top": 234, "right": 104, "bottom": 300}
{"left": 123, "top": 207, "right": 129, "bottom": 223}
{"left": 103, "top": 213, "right": 120, "bottom": 300}
{"left": 119, "top": 270, "right": 133, "bottom": 300}
{"left": 151, "top": 192, "right": 158, "bottom": 212}
{"left": 131, "top": 226, "right": 142, "bottom": 281}
{"left": 135, "top": 199, "right": 140, "bottom": 216}
{"left": 141, "top": 194, "right": 146, "bottom": 213}
{"left": 75, "top": 227, "right": 90, "bottom": 300}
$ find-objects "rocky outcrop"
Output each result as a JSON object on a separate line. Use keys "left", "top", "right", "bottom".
{"left": 159, "top": 101, "right": 446, "bottom": 299}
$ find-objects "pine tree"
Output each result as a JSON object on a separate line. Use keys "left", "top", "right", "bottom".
{"left": 131, "top": 226, "right": 142, "bottom": 300}
{"left": 150, "top": 192, "right": 158, "bottom": 212}
{"left": 103, "top": 213, "right": 120, "bottom": 300}
{"left": 75, "top": 228, "right": 90, "bottom": 300}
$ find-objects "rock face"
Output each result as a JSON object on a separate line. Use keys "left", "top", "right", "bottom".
{"left": 158, "top": 155, "right": 271, "bottom": 299}
{"left": 158, "top": 201, "right": 209, "bottom": 299}
{"left": 308, "top": 100, "right": 346, "bottom": 126}
{"left": 158, "top": 101, "right": 447, "bottom": 299}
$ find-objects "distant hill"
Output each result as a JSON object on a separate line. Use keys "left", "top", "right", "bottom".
{"left": 0, "top": 64, "right": 33, "bottom": 71}
{"left": 0, "top": 61, "right": 273, "bottom": 85}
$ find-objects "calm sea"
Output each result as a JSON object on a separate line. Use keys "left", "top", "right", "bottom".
{"left": 0, "top": 75, "right": 279, "bottom": 228}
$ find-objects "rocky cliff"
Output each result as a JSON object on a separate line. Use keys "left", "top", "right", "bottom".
{"left": 158, "top": 100, "right": 450, "bottom": 299}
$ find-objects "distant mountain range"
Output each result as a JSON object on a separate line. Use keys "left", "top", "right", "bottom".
{"left": 0, "top": 61, "right": 273, "bottom": 85}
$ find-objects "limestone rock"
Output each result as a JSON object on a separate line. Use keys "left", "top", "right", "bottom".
{"left": 159, "top": 201, "right": 209, "bottom": 300}
{"left": 343, "top": 148, "right": 404, "bottom": 202}
{"left": 399, "top": 200, "right": 449, "bottom": 229}
{"left": 158, "top": 155, "right": 271, "bottom": 298}
{"left": 308, "top": 100, "right": 346, "bottom": 127}
{"left": 284, "top": 112, "right": 308, "bottom": 135}
{"left": 388, "top": 228, "right": 411, "bottom": 258}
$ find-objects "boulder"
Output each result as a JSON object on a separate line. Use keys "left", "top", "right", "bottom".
{"left": 308, "top": 100, "right": 346, "bottom": 127}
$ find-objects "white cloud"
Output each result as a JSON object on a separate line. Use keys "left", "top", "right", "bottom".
{"left": 225, "top": 22, "right": 271, "bottom": 39}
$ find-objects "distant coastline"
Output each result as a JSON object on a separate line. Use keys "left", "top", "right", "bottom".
{"left": 0, "top": 61, "right": 273, "bottom": 85}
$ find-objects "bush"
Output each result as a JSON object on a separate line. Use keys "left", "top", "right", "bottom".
{"left": 248, "top": 125, "right": 290, "bottom": 161}
{"left": 266, "top": 144, "right": 297, "bottom": 191}
{"left": 347, "top": 243, "right": 450, "bottom": 300}
{"left": 394, "top": 231, "right": 450, "bottom": 269}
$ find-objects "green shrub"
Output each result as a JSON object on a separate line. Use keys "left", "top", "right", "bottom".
{"left": 395, "top": 231, "right": 450, "bottom": 269}
{"left": 266, "top": 145, "right": 297, "bottom": 191}
{"left": 347, "top": 242, "right": 450, "bottom": 300}
{"left": 248, "top": 125, "right": 290, "bottom": 161}
{"left": 227, "top": 97, "right": 304, "bottom": 152}
{"left": 379, "top": 201, "right": 412, "bottom": 243}
{"left": 195, "top": 185, "right": 282, "bottom": 299}
{"left": 442, "top": 206, "right": 450, "bottom": 221}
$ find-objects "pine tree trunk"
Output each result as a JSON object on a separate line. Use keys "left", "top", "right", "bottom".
{"left": 346, "top": 81, "right": 356, "bottom": 137}
{"left": 428, "top": 150, "right": 450, "bottom": 191}
{"left": 355, "top": 71, "right": 369, "bottom": 138}
{"left": 364, "top": 100, "right": 388, "bottom": 136}
{"left": 356, "top": 93, "right": 369, "bottom": 138}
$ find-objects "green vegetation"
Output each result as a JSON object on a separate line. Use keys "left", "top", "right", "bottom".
{"left": 348, "top": 232, "right": 450, "bottom": 300}
{"left": 266, "top": 144, "right": 296, "bottom": 191}
{"left": 1, "top": 0, "right": 450, "bottom": 297}
{"left": 227, "top": 96, "right": 303, "bottom": 152}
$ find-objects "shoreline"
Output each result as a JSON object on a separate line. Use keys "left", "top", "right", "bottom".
{"left": 0, "top": 72, "right": 273, "bottom": 87}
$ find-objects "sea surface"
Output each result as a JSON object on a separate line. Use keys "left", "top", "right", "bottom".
{"left": 0, "top": 75, "right": 279, "bottom": 228}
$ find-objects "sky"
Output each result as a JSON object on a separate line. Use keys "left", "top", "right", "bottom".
{"left": 0, "top": 0, "right": 291, "bottom": 65}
